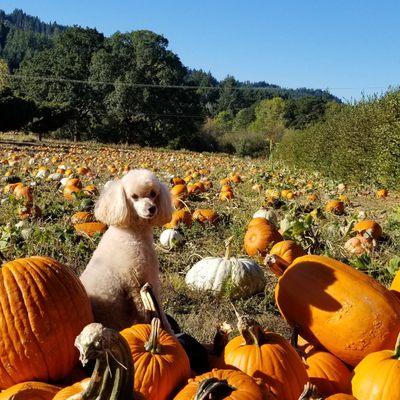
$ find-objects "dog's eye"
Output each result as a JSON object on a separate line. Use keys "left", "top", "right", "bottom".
{"left": 132, "top": 194, "right": 139, "bottom": 200}
{"left": 150, "top": 190, "right": 156, "bottom": 198}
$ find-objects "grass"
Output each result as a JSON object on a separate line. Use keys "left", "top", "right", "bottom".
{"left": 0, "top": 139, "right": 399, "bottom": 344}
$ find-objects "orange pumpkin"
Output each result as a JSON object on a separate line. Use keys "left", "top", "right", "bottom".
{"left": 53, "top": 380, "right": 90, "bottom": 400}
{"left": 13, "top": 185, "right": 33, "bottom": 204}
{"left": 303, "top": 350, "right": 352, "bottom": 396}
{"left": 121, "top": 318, "right": 191, "bottom": 400}
{"left": 63, "top": 185, "right": 81, "bottom": 200}
{"left": 376, "top": 189, "right": 388, "bottom": 198}
{"left": 352, "top": 332, "right": 400, "bottom": 399}
{"left": 192, "top": 209, "right": 219, "bottom": 225}
{"left": 170, "top": 184, "right": 188, "bottom": 198}
{"left": 352, "top": 219, "right": 382, "bottom": 239}
{"left": 174, "top": 369, "right": 265, "bottom": 400}
{"left": 71, "top": 211, "right": 95, "bottom": 224}
{"left": 325, "top": 200, "right": 345, "bottom": 215}
{"left": 0, "top": 257, "right": 93, "bottom": 389}
{"left": 74, "top": 222, "right": 107, "bottom": 237}
{"left": 270, "top": 254, "right": 400, "bottom": 366}
{"left": 220, "top": 189, "right": 234, "bottom": 201}
{"left": 244, "top": 218, "right": 283, "bottom": 257}
{"left": 224, "top": 316, "right": 308, "bottom": 399}
{"left": 269, "top": 240, "right": 305, "bottom": 276}
{"left": 164, "top": 209, "right": 192, "bottom": 228}
{"left": 326, "top": 395, "right": 357, "bottom": 400}
{"left": 0, "top": 381, "right": 60, "bottom": 400}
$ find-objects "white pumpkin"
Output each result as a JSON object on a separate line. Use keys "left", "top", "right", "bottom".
{"left": 185, "top": 237, "right": 266, "bottom": 299}
{"left": 159, "top": 228, "right": 184, "bottom": 249}
{"left": 252, "top": 208, "right": 278, "bottom": 226}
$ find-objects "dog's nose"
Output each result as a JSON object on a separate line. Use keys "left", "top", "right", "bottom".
{"left": 149, "top": 206, "right": 156, "bottom": 215}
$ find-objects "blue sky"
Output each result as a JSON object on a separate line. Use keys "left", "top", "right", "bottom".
{"left": 2, "top": 0, "right": 399, "bottom": 100}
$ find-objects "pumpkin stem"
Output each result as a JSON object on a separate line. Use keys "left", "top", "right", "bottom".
{"left": 393, "top": 331, "right": 400, "bottom": 359}
{"left": 211, "top": 322, "right": 233, "bottom": 356}
{"left": 140, "top": 283, "right": 172, "bottom": 334}
{"left": 144, "top": 318, "right": 162, "bottom": 354}
{"left": 224, "top": 236, "right": 234, "bottom": 259}
{"left": 75, "top": 323, "right": 134, "bottom": 400}
{"left": 264, "top": 254, "right": 290, "bottom": 276}
{"left": 194, "top": 378, "right": 236, "bottom": 400}
{"left": 237, "top": 315, "right": 267, "bottom": 346}
{"left": 298, "top": 383, "right": 323, "bottom": 400}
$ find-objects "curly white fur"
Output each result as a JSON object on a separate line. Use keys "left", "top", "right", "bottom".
{"left": 80, "top": 169, "right": 173, "bottom": 333}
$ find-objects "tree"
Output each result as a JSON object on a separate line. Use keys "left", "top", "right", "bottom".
{"left": 89, "top": 30, "right": 203, "bottom": 147}
{"left": 0, "top": 58, "right": 9, "bottom": 91}
{"left": 16, "top": 26, "right": 105, "bottom": 140}
{"left": 232, "top": 106, "right": 256, "bottom": 131}
{"left": 250, "top": 97, "right": 286, "bottom": 141}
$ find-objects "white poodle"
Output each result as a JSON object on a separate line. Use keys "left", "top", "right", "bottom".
{"left": 80, "top": 169, "right": 173, "bottom": 333}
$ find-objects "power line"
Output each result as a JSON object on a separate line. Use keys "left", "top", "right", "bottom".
{"left": 8, "top": 73, "right": 395, "bottom": 92}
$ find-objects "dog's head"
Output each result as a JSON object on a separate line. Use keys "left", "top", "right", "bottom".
{"left": 95, "top": 169, "right": 172, "bottom": 228}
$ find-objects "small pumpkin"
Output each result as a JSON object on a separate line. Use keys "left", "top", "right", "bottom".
{"left": 268, "top": 240, "right": 305, "bottom": 276}
{"left": 170, "top": 184, "right": 188, "bottom": 198}
{"left": 220, "top": 189, "right": 234, "bottom": 201}
{"left": 376, "top": 189, "right": 388, "bottom": 198}
{"left": 185, "top": 236, "right": 266, "bottom": 299}
{"left": 344, "top": 236, "right": 373, "bottom": 256}
{"left": 352, "top": 331, "right": 400, "bottom": 399}
{"left": 244, "top": 218, "right": 283, "bottom": 257}
{"left": 224, "top": 315, "right": 308, "bottom": 399}
{"left": 74, "top": 222, "right": 107, "bottom": 237}
{"left": 159, "top": 228, "right": 184, "bottom": 249}
{"left": 71, "top": 211, "right": 95, "bottom": 224}
{"left": 352, "top": 219, "right": 382, "bottom": 240}
{"left": 121, "top": 318, "right": 191, "bottom": 400}
{"left": 164, "top": 209, "right": 192, "bottom": 228}
{"left": 192, "top": 209, "right": 220, "bottom": 225}
{"left": 174, "top": 369, "right": 265, "bottom": 400}
{"left": 325, "top": 200, "right": 345, "bottom": 215}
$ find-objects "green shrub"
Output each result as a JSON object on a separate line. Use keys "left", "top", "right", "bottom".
{"left": 274, "top": 90, "right": 400, "bottom": 188}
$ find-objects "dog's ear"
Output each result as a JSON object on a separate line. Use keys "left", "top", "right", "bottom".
{"left": 95, "top": 180, "right": 133, "bottom": 227}
{"left": 154, "top": 182, "right": 173, "bottom": 226}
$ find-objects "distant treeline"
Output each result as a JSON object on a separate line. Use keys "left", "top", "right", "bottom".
{"left": 0, "top": 8, "right": 339, "bottom": 154}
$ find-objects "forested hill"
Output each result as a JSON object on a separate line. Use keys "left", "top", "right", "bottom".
{"left": 0, "top": 9, "right": 65, "bottom": 35}
{"left": 0, "top": 8, "right": 341, "bottom": 153}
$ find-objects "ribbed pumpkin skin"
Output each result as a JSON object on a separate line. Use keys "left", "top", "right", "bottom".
{"left": 52, "top": 379, "right": 90, "bottom": 400}
{"left": 174, "top": 369, "right": 265, "bottom": 400}
{"left": 304, "top": 351, "right": 352, "bottom": 396}
{"left": 0, "top": 257, "right": 94, "bottom": 389}
{"left": 224, "top": 331, "right": 308, "bottom": 399}
{"left": 244, "top": 218, "right": 283, "bottom": 256}
{"left": 275, "top": 255, "right": 400, "bottom": 366}
{"left": 326, "top": 395, "right": 357, "bottom": 400}
{"left": 351, "top": 347, "right": 400, "bottom": 399}
{"left": 121, "top": 323, "right": 191, "bottom": 400}
{"left": 0, "top": 381, "right": 60, "bottom": 400}
{"left": 270, "top": 240, "right": 305, "bottom": 265}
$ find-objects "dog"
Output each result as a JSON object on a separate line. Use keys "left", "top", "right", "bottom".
{"left": 80, "top": 169, "right": 173, "bottom": 333}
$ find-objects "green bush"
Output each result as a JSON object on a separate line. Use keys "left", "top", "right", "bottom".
{"left": 274, "top": 90, "right": 400, "bottom": 188}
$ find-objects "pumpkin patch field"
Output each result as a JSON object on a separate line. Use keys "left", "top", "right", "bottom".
{"left": 0, "top": 140, "right": 400, "bottom": 399}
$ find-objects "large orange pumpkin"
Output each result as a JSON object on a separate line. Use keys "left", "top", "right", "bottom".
{"left": 244, "top": 218, "right": 283, "bottom": 257}
{"left": 351, "top": 332, "right": 400, "bottom": 399}
{"left": 164, "top": 209, "right": 192, "bottom": 228}
{"left": 174, "top": 369, "right": 265, "bottom": 400}
{"left": 270, "top": 254, "right": 400, "bottom": 366}
{"left": 0, "top": 257, "right": 93, "bottom": 389}
{"left": 121, "top": 318, "right": 191, "bottom": 400}
{"left": 192, "top": 209, "right": 219, "bottom": 225}
{"left": 224, "top": 316, "right": 308, "bottom": 399}
{"left": 0, "top": 381, "right": 60, "bottom": 400}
